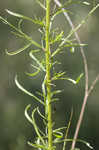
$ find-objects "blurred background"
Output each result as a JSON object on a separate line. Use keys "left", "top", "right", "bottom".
{"left": 0, "top": 0, "right": 99, "bottom": 150}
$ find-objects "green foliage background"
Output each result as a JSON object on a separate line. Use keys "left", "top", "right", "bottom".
{"left": 0, "top": 0, "right": 99, "bottom": 150}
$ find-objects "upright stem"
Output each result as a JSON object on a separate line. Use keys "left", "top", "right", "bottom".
{"left": 45, "top": 0, "right": 53, "bottom": 150}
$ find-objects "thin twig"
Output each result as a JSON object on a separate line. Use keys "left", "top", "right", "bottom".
{"left": 88, "top": 74, "right": 99, "bottom": 95}
{"left": 54, "top": 0, "right": 99, "bottom": 149}
{"left": 63, "top": 108, "right": 73, "bottom": 150}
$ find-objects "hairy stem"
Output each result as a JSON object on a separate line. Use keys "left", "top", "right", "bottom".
{"left": 45, "top": 0, "right": 53, "bottom": 149}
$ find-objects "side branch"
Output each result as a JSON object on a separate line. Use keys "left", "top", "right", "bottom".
{"left": 54, "top": 0, "right": 99, "bottom": 149}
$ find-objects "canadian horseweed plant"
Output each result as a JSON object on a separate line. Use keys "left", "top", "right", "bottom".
{"left": 1, "top": 0, "right": 99, "bottom": 150}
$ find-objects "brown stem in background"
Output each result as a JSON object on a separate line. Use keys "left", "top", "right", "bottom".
{"left": 54, "top": 0, "right": 99, "bottom": 149}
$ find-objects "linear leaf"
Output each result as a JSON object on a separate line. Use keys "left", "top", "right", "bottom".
{"left": 51, "top": 90, "right": 62, "bottom": 97}
{"left": 5, "top": 43, "right": 32, "bottom": 55}
{"left": 25, "top": 67, "right": 40, "bottom": 77}
{"left": 53, "top": 131, "right": 63, "bottom": 138}
{"left": 58, "top": 73, "right": 83, "bottom": 84}
{"left": 35, "top": 0, "right": 46, "bottom": 10}
{"left": 0, "top": 17, "right": 42, "bottom": 48}
{"left": 32, "top": 108, "right": 45, "bottom": 145}
{"left": 53, "top": 138, "right": 93, "bottom": 149}
{"left": 25, "top": 104, "right": 33, "bottom": 124}
{"left": 6, "top": 9, "right": 45, "bottom": 27}
{"left": 64, "top": 43, "right": 87, "bottom": 47}
{"left": 25, "top": 105, "right": 45, "bottom": 145}
{"left": 50, "top": 31, "right": 64, "bottom": 44}
{"left": 51, "top": 47, "right": 62, "bottom": 57}
{"left": 83, "top": 1, "right": 90, "bottom": 6}
{"left": 6, "top": 9, "right": 36, "bottom": 24}
{"left": 28, "top": 141, "right": 47, "bottom": 149}
{"left": 51, "top": 9, "right": 69, "bottom": 21}
{"left": 76, "top": 73, "right": 84, "bottom": 84}
{"left": 37, "top": 107, "right": 46, "bottom": 120}
{"left": 29, "top": 50, "right": 45, "bottom": 72}
{"left": 15, "top": 75, "right": 44, "bottom": 105}
{"left": 60, "top": 4, "right": 99, "bottom": 45}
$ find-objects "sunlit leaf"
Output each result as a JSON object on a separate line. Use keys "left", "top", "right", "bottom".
{"left": 25, "top": 68, "right": 40, "bottom": 77}
{"left": 52, "top": 71, "right": 66, "bottom": 80}
{"left": 53, "top": 131, "right": 63, "bottom": 138}
{"left": 25, "top": 104, "right": 33, "bottom": 124}
{"left": 57, "top": 73, "right": 83, "bottom": 84}
{"left": 70, "top": 47, "right": 75, "bottom": 53}
{"left": 53, "top": 127, "right": 67, "bottom": 132}
{"left": 76, "top": 73, "right": 84, "bottom": 84}
{"left": 83, "top": 1, "right": 90, "bottom": 5}
{"left": 6, "top": 9, "right": 25, "bottom": 18}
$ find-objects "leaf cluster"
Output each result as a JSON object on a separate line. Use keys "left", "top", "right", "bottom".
{"left": 0, "top": 0, "right": 98, "bottom": 150}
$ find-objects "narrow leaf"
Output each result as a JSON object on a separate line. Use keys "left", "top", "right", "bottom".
{"left": 25, "top": 104, "right": 33, "bottom": 124}
{"left": 83, "top": 1, "right": 90, "bottom": 5}
{"left": 59, "top": 73, "right": 83, "bottom": 84}
{"left": 25, "top": 68, "right": 40, "bottom": 77}
{"left": 15, "top": 75, "right": 44, "bottom": 105}
{"left": 53, "top": 131, "right": 63, "bottom": 138}
{"left": 0, "top": 17, "right": 42, "bottom": 48}
{"left": 51, "top": 90, "right": 62, "bottom": 97}
{"left": 51, "top": 47, "right": 62, "bottom": 57}
{"left": 6, "top": 9, "right": 25, "bottom": 18}
{"left": 6, "top": 9, "right": 45, "bottom": 26}
{"left": 64, "top": 43, "right": 87, "bottom": 47}
{"left": 50, "top": 31, "right": 64, "bottom": 44}
{"left": 29, "top": 50, "right": 45, "bottom": 72}
{"left": 51, "top": 9, "right": 69, "bottom": 21}
{"left": 5, "top": 43, "right": 32, "bottom": 55}
{"left": 28, "top": 141, "right": 47, "bottom": 149}
{"left": 59, "top": 4, "right": 99, "bottom": 47}
{"left": 25, "top": 106, "right": 45, "bottom": 145}
{"left": 32, "top": 108, "right": 45, "bottom": 145}
{"left": 6, "top": 9, "right": 35, "bottom": 24}
{"left": 36, "top": 0, "right": 46, "bottom": 10}
{"left": 76, "top": 73, "right": 84, "bottom": 84}
{"left": 11, "top": 31, "right": 24, "bottom": 38}
{"left": 37, "top": 107, "right": 46, "bottom": 120}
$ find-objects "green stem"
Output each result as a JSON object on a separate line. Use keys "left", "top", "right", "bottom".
{"left": 45, "top": 0, "right": 53, "bottom": 150}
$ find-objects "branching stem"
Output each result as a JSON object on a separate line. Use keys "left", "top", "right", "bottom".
{"left": 54, "top": 0, "right": 99, "bottom": 149}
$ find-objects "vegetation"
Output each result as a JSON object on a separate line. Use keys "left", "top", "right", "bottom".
{"left": 0, "top": 0, "right": 99, "bottom": 150}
